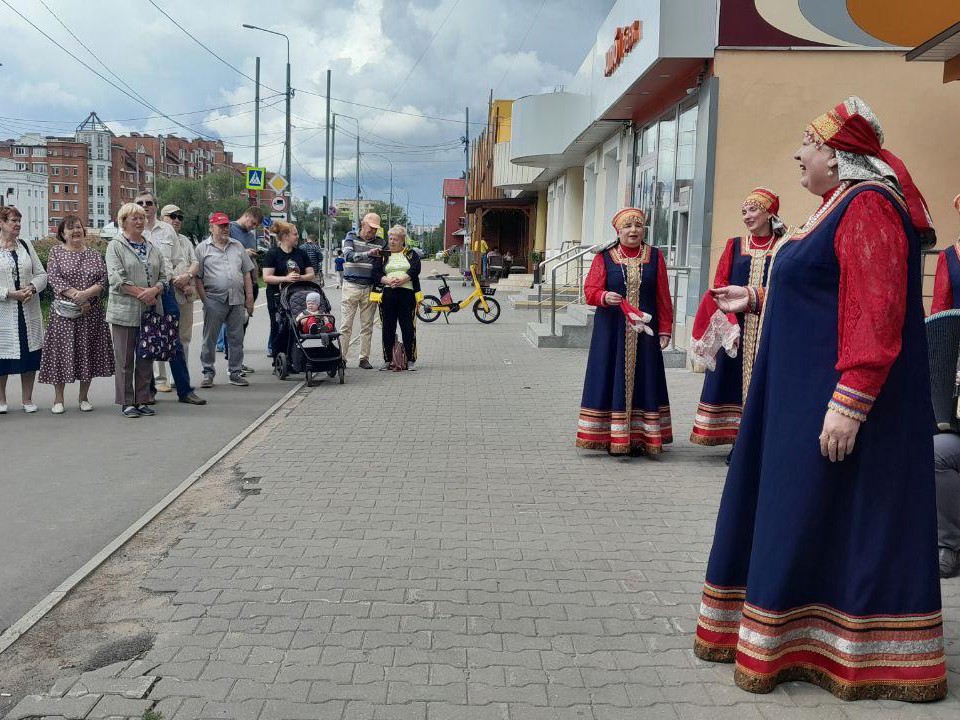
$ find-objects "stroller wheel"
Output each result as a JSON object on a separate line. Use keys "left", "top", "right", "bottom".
{"left": 305, "top": 370, "right": 315, "bottom": 387}
{"left": 275, "top": 352, "right": 288, "bottom": 380}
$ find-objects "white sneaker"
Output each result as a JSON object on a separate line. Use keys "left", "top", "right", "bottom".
{"left": 407, "top": 361, "right": 417, "bottom": 371}
{"left": 0, "top": 404, "right": 6, "bottom": 414}
{"left": 51, "top": 402, "right": 65, "bottom": 415}
{"left": 79, "top": 400, "right": 94, "bottom": 412}
{"left": 23, "top": 403, "right": 38, "bottom": 413}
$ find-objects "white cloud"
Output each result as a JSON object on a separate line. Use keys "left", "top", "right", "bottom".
{"left": 0, "top": 0, "right": 615, "bottom": 221}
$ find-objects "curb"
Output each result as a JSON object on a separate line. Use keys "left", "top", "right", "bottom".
{"left": 0, "top": 381, "right": 305, "bottom": 658}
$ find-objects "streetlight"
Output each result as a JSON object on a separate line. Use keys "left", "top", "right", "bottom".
{"left": 364, "top": 153, "right": 394, "bottom": 228}
{"left": 333, "top": 112, "right": 360, "bottom": 230}
{"left": 242, "top": 24, "right": 291, "bottom": 221}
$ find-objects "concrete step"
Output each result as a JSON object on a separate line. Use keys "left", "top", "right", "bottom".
{"left": 508, "top": 290, "right": 580, "bottom": 311}
{"left": 524, "top": 303, "right": 595, "bottom": 349}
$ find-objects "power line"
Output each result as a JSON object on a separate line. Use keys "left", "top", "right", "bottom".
{"left": 146, "top": 0, "right": 285, "bottom": 96}
{"left": 493, "top": 0, "right": 545, "bottom": 97}
{"left": 294, "top": 89, "right": 486, "bottom": 126}
{"left": 368, "top": 0, "right": 463, "bottom": 134}
{"left": 0, "top": 0, "right": 265, "bottom": 147}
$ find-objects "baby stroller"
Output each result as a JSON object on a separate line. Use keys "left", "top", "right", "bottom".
{"left": 272, "top": 280, "right": 345, "bottom": 386}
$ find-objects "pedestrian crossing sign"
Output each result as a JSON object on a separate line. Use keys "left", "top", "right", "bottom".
{"left": 245, "top": 166, "right": 266, "bottom": 190}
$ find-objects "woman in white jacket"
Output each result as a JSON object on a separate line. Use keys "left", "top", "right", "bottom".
{"left": 0, "top": 206, "right": 47, "bottom": 413}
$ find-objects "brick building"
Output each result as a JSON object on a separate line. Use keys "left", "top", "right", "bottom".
{"left": 441, "top": 178, "right": 466, "bottom": 251}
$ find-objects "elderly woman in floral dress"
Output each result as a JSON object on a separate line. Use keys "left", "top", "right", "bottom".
{"left": 39, "top": 216, "right": 114, "bottom": 414}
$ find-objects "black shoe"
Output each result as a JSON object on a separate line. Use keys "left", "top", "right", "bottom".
{"left": 359, "top": 359, "right": 373, "bottom": 369}
{"left": 136, "top": 404, "right": 156, "bottom": 416}
{"left": 178, "top": 392, "right": 207, "bottom": 406}
{"left": 121, "top": 405, "right": 140, "bottom": 419}
{"left": 939, "top": 548, "right": 960, "bottom": 579}
{"left": 725, "top": 447, "right": 734, "bottom": 466}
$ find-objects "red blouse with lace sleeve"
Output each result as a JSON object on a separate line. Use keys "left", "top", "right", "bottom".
{"left": 827, "top": 191, "right": 909, "bottom": 422}
{"left": 931, "top": 250, "right": 954, "bottom": 315}
{"left": 655, "top": 249, "right": 674, "bottom": 337}
{"left": 583, "top": 253, "right": 608, "bottom": 307}
{"left": 583, "top": 248, "right": 674, "bottom": 337}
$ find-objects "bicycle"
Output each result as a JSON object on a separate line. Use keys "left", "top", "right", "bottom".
{"left": 418, "top": 263, "right": 501, "bottom": 324}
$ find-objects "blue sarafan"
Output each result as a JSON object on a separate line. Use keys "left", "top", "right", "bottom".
{"left": 694, "top": 181, "right": 946, "bottom": 702}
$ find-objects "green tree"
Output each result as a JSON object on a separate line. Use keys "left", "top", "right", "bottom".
{"left": 157, "top": 170, "right": 258, "bottom": 241}
{"left": 368, "top": 200, "right": 407, "bottom": 229}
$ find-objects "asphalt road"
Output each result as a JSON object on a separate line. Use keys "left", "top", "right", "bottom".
{"left": 0, "top": 296, "right": 305, "bottom": 632}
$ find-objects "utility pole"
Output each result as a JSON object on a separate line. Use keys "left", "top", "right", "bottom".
{"left": 323, "top": 68, "right": 331, "bottom": 274}
{"left": 254, "top": 56, "right": 260, "bottom": 212}
{"left": 355, "top": 130, "right": 360, "bottom": 228}
{"left": 464, "top": 106, "right": 470, "bottom": 272}
{"left": 388, "top": 163, "right": 393, "bottom": 229}
{"left": 254, "top": 57, "right": 260, "bottom": 167}
{"left": 285, "top": 52, "right": 292, "bottom": 221}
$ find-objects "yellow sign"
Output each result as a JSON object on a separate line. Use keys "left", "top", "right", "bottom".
{"left": 267, "top": 174, "right": 288, "bottom": 194}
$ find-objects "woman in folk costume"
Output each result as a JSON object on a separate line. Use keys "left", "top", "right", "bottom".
{"left": 930, "top": 193, "right": 960, "bottom": 314}
{"left": 576, "top": 208, "right": 674, "bottom": 455}
{"left": 694, "top": 96, "right": 945, "bottom": 701}
{"left": 689, "top": 188, "right": 784, "bottom": 450}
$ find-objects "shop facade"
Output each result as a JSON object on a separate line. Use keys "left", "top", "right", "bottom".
{"left": 507, "top": 0, "right": 960, "bottom": 347}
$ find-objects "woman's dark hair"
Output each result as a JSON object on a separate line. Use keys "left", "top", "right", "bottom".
{"left": 56, "top": 215, "right": 86, "bottom": 243}
{"left": 0, "top": 206, "right": 23, "bottom": 222}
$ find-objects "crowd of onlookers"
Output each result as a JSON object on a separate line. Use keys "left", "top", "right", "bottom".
{"left": 0, "top": 192, "right": 422, "bottom": 418}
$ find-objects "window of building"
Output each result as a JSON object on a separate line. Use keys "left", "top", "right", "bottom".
{"left": 97, "top": 202, "right": 104, "bottom": 214}
{"left": 146, "top": 156, "right": 154, "bottom": 167}
{"left": 52, "top": 184, "right": 59, "bottom": 193}
{"left": 97, "top": 219, "right": 105, "bottom": 228}
{"left": 15, "top": 162, "right": 27, "bottom": 171}
{"left": 73, "top": 167, "right": 78, "bottom": 176}
{"left": 52, "top": 201, "right": 60, "bottom": 211}
{"left": 88, "top": 184, "right": 93, "bottom": 195}
{"left": 96, "top": 166, "right": 104, "bottom": 180}
{"left": 96, "top": 186, "right": 104, "bottom": 197}
{"left": 52, "top": 166, "right": 60, "bottom": 176}
{"left": 32, "top": 164, "right": 45, "bottom": 173}
{"left": 14, "top": 146, "right": 27, "bottom": 156}
{"left": 32, "top": 147, "right": 46, "bottom": 157}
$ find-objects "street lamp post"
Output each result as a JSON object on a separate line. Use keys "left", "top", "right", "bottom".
{"left": 364, "top": 153, "right": 394, "bottom": 228}
{"left": 333, "top": 113, "right": 360, "bottom": 229}
{"left": 242, "top": 24, "right": 291, "bottom": 221}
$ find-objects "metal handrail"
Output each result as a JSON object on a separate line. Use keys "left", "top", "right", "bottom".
{"left": 550, "top": 244, "right": 605, "bottom": 334}
{"left": 537, "top": 243, "right": 588, "bottom": 322}
{"left": 664, "top": 265, "right": 690, "bottom": 351}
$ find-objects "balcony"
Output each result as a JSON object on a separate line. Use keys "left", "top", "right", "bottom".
{"left": 510, "top": 92, "right": 592, "bottom": 168}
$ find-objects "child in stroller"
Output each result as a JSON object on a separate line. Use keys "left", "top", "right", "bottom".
{"left": 273, "top": 281, "right": 345, "bottom": 385}
{"left": 296, "top": 292, "right": 336, "bottom": 339}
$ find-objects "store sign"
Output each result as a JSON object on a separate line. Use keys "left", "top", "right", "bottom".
{"left": 604, "top": 20, "right": 642, "bottom": 77}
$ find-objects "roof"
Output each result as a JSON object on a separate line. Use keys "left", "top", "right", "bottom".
{"left": 907, "top": 20, "right": 960, "bottom": 61}
{"left": 442, "top": 178, "right": 465, "bottom": 198}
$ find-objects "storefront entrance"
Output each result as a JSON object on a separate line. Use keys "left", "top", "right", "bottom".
{"left": 633, "top": 96, "right": 699, "bottom": 333}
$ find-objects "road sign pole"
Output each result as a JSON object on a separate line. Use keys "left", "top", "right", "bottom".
{"left": 285, "top": 58, "right": 292, "bottom": 221}
{"left": 254, "top": 56, "right": 260, "bottom": 168}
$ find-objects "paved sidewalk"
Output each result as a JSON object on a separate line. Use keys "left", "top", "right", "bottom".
{"left": 5, "top": 305, "right": 959, "bottom": 719}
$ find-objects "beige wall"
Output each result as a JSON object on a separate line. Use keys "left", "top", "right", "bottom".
{"left": 710, "top": 50, "right": 960, "bottom": 301}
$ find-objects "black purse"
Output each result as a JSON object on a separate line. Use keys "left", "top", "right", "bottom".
{"left": 137, "top": 307, "right": 180, "bottom": 361}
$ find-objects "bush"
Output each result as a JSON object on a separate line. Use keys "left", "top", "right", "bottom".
{"left": 445, "top": 246, "right": 460, "bottom": 267}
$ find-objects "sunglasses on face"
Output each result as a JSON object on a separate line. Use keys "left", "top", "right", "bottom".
{"left": 167, "top": 213, "right": 184, "bottom": 220}
{"left": 136, "top": 200, "right": 155, "bottom": 207}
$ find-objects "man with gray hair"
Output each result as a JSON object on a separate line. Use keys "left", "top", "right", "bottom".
{"left": 339, "top": 212, "right": 385, "bottom": 369}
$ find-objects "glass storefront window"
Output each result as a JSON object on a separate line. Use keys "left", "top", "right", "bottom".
{"left": 652, "top": 113, "right": 677, "bottom": 254}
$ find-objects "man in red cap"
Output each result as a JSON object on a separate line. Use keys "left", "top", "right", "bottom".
{"left": 195, "top": 211, "right": 256, "bottom": 388}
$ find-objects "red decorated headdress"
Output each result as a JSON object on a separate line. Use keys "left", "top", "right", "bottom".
{"left": 611, "top": 207, "right": 646, "bottom": 231}
{"left": 742, "top": 187, "right": 780, "bottom": 216}
{"left": 807, "top": 96, "right": 932, "bottom": 233}
{"left": 953, "top": 193, "right": 960, "bottom": 215}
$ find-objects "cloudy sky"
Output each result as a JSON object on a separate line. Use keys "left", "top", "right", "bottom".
{"left": 0, "top": 0, "right": 615, "bottom": 223}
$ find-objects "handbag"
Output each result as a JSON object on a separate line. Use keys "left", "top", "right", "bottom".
{"left": 52, "top": 298, "right": 84, "bottom": 319}
{"left": 136, "top": 308, "right": 181, "bottom": 361}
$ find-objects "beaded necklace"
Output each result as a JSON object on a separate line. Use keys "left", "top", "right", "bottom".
{"left": 798, "top": 181, "right": 851, "bottom": 234}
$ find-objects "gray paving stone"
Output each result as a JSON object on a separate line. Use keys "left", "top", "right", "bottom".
{"left": 85, "top": 696, "right": 154, "bottom": 718}
{"left": 5, "top": 694, "right": 101, "bottom": 720}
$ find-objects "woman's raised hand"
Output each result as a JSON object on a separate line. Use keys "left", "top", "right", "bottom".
{"left": 710, "top": 286, "right": 750, "bottom": 313}
{"left": 603, "top": 291, "right": 623, "bottom": 306}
